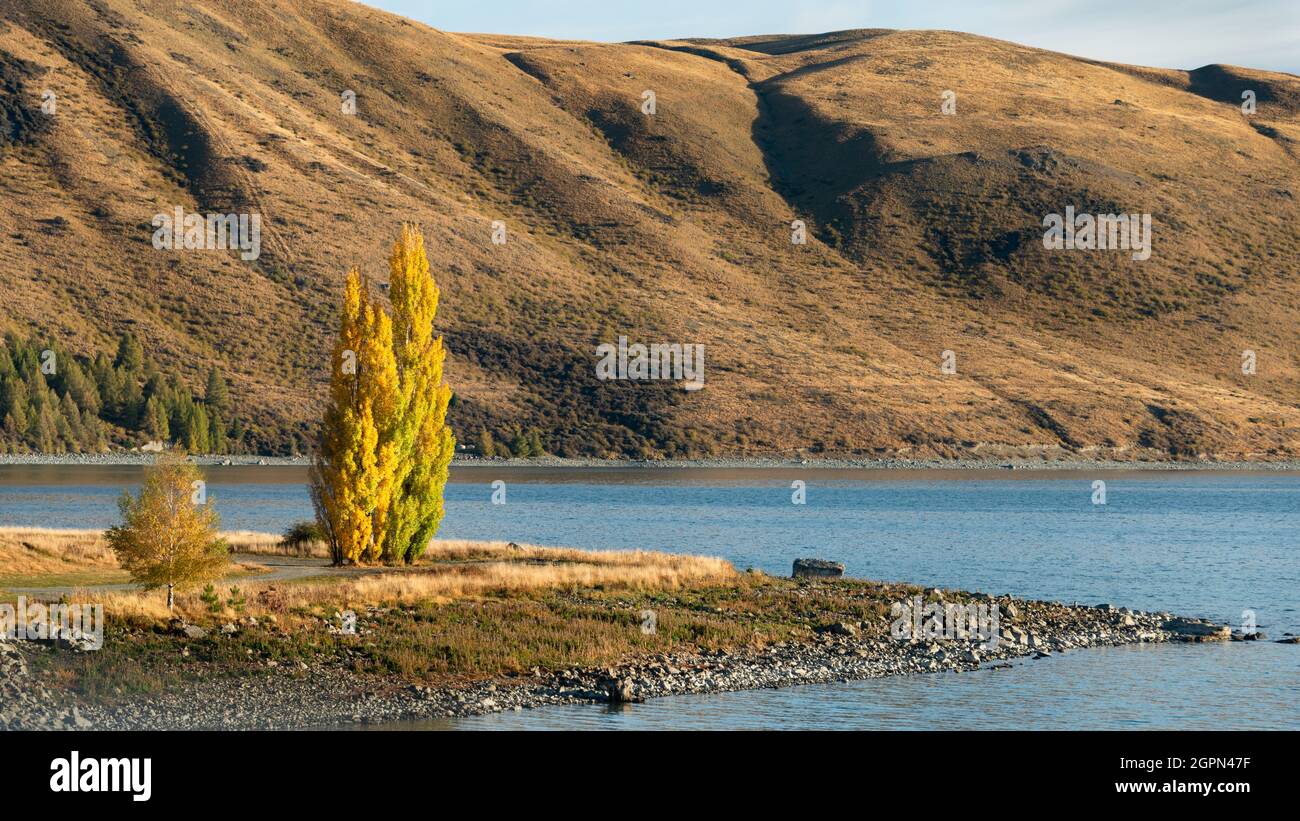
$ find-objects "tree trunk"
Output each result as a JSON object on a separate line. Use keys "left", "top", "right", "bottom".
{"left": 167, "top": 583, "right": 174, "bottom": 610}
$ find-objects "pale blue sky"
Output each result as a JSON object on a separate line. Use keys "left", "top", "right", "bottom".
{"left": 361, "top": 0, "right": 1298, "bottom": 74}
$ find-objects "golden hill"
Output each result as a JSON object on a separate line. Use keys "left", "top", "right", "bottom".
{"left": 1, "top": 0, "right": 1297, "bottom": 459}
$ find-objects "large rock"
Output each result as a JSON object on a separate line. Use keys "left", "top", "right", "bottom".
{"left": 169, "top": 619, "right": 208, "bottom": 640}
{"left": 55, "top": 627, "right": 99, "bottom": 652}
{"left": 792, "top": 558, "right": 844, "bottom": 579}
{"left": 815, "top": 621, "right": 858, "bottom": 637}
{"left": 603, "top": 677, "right": 641, "bottom": 703}
{"left": 1162, "top": 618, "right": 1231, "bottom": 641}
{"left": 1000, "top": 627, "right": 1029, "bottom": 646}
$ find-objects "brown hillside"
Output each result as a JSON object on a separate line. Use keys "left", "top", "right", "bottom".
{"left": 1, "top": 1, "right": 1297, "bottom": 459}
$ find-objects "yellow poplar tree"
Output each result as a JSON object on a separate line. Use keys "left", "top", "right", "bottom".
{"left": 381, "top": 224, "right": 455, "bottom": 564}
{"left": 359, "top": 293, "right": 400, "bottom": 563}
{"left": 311, "top": 268, "right": 394, "bottom": 564}
{"left": 312, "top": 226, "right": 453, "bottom": 566}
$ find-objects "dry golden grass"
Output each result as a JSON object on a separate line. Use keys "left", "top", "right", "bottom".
{"left": 0, "top": 527, "right": 310, "bottom": 569}
{"left": 221, "top": 530, "right": 330, "bottom": 558}
{"left": 0, "top": 527, "right": 269, "bottom": 599}
{"left": 421, "top": 538, "right": 728, "bottom": 569}
{"left": 0, "top": 528, "right": 119, "bottom": 575}
{"left": 343, "top": 553, "right": 735, "bottom": 603}
{"left": 93, "top": 561, "right": 729, "bottom": 621}
{"left": 1, "top": 527, "right": 736, "bottom": 623}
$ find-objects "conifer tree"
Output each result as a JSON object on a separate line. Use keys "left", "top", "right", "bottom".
{"left": 80, "top": 408, "right": 106, "bottom": 451}
{"left": 144, "top": 394, "right": 170, "bottom": 442}
{"left": 61, "top": 358, "right": 100, "bottom": 416}
{"left": 93, "top": 353, "right": 122, "bottom": 419}
{"left": 4, "top": 380, "right": 28, "bottom": 438}
{"left": 120, "top": 376, "right": 144, "bottom": 429}
{"left": 510, "top": 427, "right": 529, "bottom": 458}
{"left": 32, "top": 400, "right": 58, "bottom": 453}
{"left": 2, "top": 414, "right": 21, "bottom": 445}
{"left": 59, "top": 391, "right": 83, "bottom": 447}
{"left": 477, "top": 429, "right": 496, "bottom": 458}
{"left": 114, "top": 332, "right": 144, "bottom": 373}
{"left": 205, "top": 367, "right": 230, "bottom": 417}
{"left": 186, "top": 403, "right": 211, "bottom": 453}
{"left": 0, "top": 331, "right": 241, "bottom": 454}
{"left": 208, "top": 412, "right": 227, "bottom": 455}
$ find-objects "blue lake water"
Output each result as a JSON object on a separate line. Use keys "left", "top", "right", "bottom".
{"left": 2, "top": 465, "right": 1297, "bottom": 729}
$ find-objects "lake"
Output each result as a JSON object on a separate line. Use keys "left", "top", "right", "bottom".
{"left": 1, "top": 464, "right": 1297, "bottom": 729}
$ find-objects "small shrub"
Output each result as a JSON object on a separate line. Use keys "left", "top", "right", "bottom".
{"left": 200, "top": 584, "right": 222, "bottom": 614}
{"left": 280, "top": 521, "right": 324, "bottom": 554}
{"left": 256, "top": 586, "right": 287, "bottom": 613}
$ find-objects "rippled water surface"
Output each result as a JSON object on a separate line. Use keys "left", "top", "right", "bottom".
{"left": 2, "top": 465, "right": 1296, "bottom": 729}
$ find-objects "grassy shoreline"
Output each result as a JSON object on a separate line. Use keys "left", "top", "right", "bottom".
{"left": 0, "top": 527, "right": 1252, "bottom": 730}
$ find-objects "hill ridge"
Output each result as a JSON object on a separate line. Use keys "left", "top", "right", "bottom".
{"left": 0, "top": 0, "right": 1297, "bottom": 460}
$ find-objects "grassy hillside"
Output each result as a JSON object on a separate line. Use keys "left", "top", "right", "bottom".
{"left": 1, "top": 1, "right": 1297, "bottom": 459}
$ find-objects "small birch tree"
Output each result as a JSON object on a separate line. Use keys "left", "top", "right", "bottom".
{"left": 106, "top": 453, "right": 229, "bottom": 609}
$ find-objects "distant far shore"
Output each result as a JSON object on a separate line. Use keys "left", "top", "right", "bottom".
{"left": 3, "top": 452, "right": 1300, "bottom": 472}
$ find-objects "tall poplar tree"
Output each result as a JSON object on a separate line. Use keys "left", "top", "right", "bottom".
{"left": 310, "top": 268, "right": 399, "bottom": 565}
{"left": 380, "top": 225, "right": 455, "bottom": 564}
{"left": 311, "top": 226, "right": 454, "bottom": 566}
{"left": 312, "top": 269, "right": 372, "bottom": 565}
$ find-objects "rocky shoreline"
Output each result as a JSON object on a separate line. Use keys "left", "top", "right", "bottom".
{"left": 1, "top": 598, "right": 1279, "bottom": 731}
{"left": 4, "top": 452, "right": 1300, "bottom": 471}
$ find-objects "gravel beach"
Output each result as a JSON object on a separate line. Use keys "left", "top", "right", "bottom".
{"left": 1, "top": 594, "right": 1268, "bottom": 731}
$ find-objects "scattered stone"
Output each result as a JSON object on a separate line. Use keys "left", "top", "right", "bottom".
{"left": 167, "top": 618, "right": 208, "bottom": 639}
{"left": 604, "top": 677, "right": 642, "bottom": 703}
{"left": 55, "top": 627, "right": 98, "bottom": 652}
{"left": 816, "top": 621, "right": 858, "bottom": 637}
{"left": 0, "top": 578, "right": 1245, "bottom": 730}
{"left": 792, "top": 558, "right": 844, "bottom": 579}
{"left": 1162, "top": 618, "right": 1231, "bottom": 642}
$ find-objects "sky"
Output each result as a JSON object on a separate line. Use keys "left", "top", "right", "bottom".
{"left": 362, "top": 0, "right": 1299, "bottom": 74}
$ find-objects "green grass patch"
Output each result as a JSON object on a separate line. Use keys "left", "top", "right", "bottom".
{"left": 31, "top": 574, "right": 957, "bottom": 704}
{"left": 0, "top": 569, "right": 132, "bottom": 590}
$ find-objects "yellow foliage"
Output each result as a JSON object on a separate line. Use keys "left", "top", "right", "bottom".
{"left": 311, "top": 226, "right": 455, "bottom": 565}
{"left": 104, "top": 453, "right": 230, "bottom": 608}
